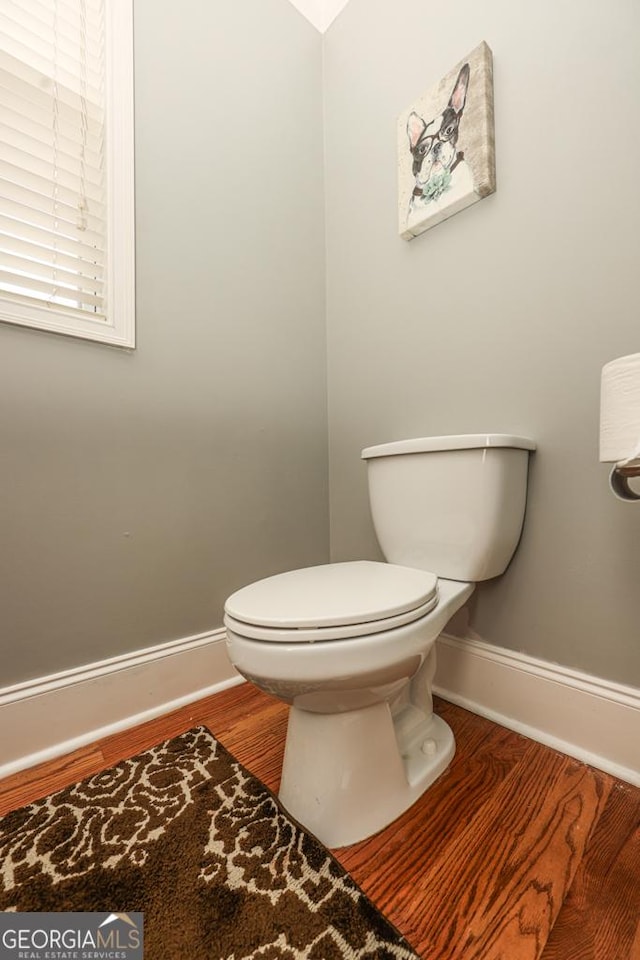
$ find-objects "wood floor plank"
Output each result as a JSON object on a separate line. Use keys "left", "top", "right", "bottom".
{"left": 97, "top": 681, "right": 258, "bottom": 765}
{"left": 0, "top": 682, "right": 636, "bottom": 960}
{"left": 631, "top": 918, "right": 640, "bottom": 960}
{"left": 394, "top": 745, "right": 612, "bottom": 959}
{"left": 540, "top": 781, "right": 640, "bottom": 959}
{"left": 337, "top": 721, "right": 529, "bottom": 898}
{"left": 0, "top": 745, "right": 105, "bottom": 816}
{"left": 202, "top": 698, "right": 287, "bottom": 792}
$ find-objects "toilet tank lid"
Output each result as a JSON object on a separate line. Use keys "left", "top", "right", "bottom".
{"left": 361, "top": 433, "right": 536, "bottom": 459}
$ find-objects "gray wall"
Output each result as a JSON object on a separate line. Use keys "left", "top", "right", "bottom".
{"left": 0, "top": 0, "right": 329, "bottom": 686}
{"left": 3, "top": 0, "right": 639, "bottom": 694}
{"left": 324, "top": 0, "right": 640, "bottom": 685}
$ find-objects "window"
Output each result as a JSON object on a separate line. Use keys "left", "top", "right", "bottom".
{"left": 0, "top": 0, "right": 135, "bottom": 347}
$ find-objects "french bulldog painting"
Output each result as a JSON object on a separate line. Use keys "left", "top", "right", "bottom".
{"left": 398, "top": 42, "right": 496, "bottom": 240}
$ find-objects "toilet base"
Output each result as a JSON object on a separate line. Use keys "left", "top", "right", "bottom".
{"left": 278, "top": 701, "right": 454, "bottom": 848}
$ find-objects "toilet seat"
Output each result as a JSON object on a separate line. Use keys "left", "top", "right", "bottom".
{"left": 224, "top": 560, "right": 439, "bottom": 643}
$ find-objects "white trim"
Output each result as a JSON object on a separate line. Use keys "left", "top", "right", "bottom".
{"left": 0, "top": 629, "right": 242, "bottom": 779}
{"left": 0, "top": 0, "right": 135, "bottom": 348}
{"left": 434, "top": 632, "right": 640, "bottom": 786}
{"left": 5, "top": 625, "right": 637, "bottom": 789}
{"left": 104, "top": 0, "right": 136, "bottom": 348}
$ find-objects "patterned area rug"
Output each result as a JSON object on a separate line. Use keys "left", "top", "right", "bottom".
{"left": 0, "top": 727, "right": 420, "bottom": 959}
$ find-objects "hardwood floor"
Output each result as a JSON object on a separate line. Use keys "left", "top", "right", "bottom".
{"left": 1, "top": 683, "right": 638, "bottom": 959}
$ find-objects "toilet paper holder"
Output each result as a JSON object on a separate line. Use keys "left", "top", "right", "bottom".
{"left": 600, "top": 352, "right": 640, "bottom": 502}
{"left": 609, "top": 463, "right": 640, "bottom": 502}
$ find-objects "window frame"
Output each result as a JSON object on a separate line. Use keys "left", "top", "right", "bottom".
{"left": 0, "top": 0, "right": 136, "bottom": 349}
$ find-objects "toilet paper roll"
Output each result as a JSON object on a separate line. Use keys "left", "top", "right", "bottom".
{"left": 600, "top": 352, "right": 640, "bottom": 466}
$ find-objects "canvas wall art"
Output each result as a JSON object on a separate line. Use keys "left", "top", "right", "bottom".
{"left": 398, "top": 41, "right": 496, "bottom": 240}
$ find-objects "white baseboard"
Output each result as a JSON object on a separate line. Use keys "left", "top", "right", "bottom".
{"left": 0, "top": 630, "right": 242, "bottom": 779}
{"left": 3, "top": 627, "right": 638, "bottom": 790}
{"left": 434, "top": 632, "right": 640, "bottom": 786}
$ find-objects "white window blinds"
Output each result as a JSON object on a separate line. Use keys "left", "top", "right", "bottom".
{"left": 0, "top": 0, "right": 135, "bottom": 347}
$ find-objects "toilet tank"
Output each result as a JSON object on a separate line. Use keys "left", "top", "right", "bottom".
{"left": 361, "top": 434, "right": 536, "bottom": 581}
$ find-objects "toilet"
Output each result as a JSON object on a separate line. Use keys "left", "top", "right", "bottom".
{"left": 224, "top": 433, "right": 535, "bottom": 848}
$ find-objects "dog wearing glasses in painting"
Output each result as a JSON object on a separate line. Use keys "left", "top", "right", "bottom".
{"left": 406, "top": 62, "right": 474, "bottom": 227}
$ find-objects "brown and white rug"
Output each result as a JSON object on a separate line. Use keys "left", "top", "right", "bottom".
{"left": 0, "top": 727, "right": 420, "bottom": 959}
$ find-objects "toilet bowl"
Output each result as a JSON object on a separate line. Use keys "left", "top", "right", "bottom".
{"left": 224, "top": 434, "right": 535, "bottom": 848}
{"left": 225, "top": 564, "right": 473, "bottom": 847}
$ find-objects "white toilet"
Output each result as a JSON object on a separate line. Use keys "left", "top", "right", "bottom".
{"left": 224, "top": 433, "right": 535, "bottom": 848}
